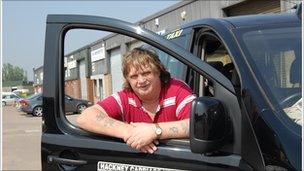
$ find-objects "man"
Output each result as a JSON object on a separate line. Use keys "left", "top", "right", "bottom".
{"left": 77, "top": 47, "right": 195, "bottom": 154}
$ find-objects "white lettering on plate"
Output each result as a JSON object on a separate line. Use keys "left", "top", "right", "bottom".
{"left": 97, "top": 161, "right": 184, "bottom": 171}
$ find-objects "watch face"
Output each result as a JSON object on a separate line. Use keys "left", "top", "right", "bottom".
{"left": 156, "top": 128, "right": 162, "bottom": 135}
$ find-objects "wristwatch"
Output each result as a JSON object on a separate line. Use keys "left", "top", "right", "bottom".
{"left": 155, "top": 123, "right": 162, "bottom": 139}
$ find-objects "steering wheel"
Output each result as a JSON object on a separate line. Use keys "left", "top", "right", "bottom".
{"left": 280, "top": 92, "right": 302, "bottom": 108}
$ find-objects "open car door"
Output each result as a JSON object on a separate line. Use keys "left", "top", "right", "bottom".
{"left": 42, "top": 15, "right": 264, "bottom": 170}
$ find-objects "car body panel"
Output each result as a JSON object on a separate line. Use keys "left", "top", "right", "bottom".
{"left": 177, "top": 15, "right": 302, "bottom": 170}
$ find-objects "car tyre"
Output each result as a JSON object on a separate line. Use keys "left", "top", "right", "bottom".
{"left": 77, "top": 104, "right": 87, "bottom": 114}
{"left": 32, "top": 106, "right": 43, "bottom": 117}
{"left": 2, "top": 101, "right": 6, "bottom": 106}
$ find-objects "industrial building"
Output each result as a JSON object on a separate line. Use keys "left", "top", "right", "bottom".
{"left": 33, "top": 0, "right": 299, "bottom": 103}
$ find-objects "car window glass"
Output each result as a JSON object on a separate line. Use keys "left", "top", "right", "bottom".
{"left": 63, "top": 29, "right": 107, "bottom": 124}
{"left": 238, "top": 26, "right": 301, "bottom": 126}
{"left": 63, "top": 28, "right": 193, "bottom": 133}
{"left": 197, "top": 33, "right": 238, "bottom": 97}
{"left": 11, "top": 94, "right": 18, "bottom": 98}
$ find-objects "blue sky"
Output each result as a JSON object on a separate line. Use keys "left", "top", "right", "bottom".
{"left": 2, "top": 1, "right": 179, "bottom": 81}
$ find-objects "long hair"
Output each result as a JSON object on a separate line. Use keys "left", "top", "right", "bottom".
{"left": 122, "top": 47, "right": 171, "bottom": 91}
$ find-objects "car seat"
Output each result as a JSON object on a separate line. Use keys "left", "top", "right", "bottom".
{"left": 290, "top": 58, "right": 301, "bottom": 87}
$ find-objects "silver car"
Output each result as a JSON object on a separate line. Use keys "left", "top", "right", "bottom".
{"left": 2, "top": 92, "right": 21, "bottom": 106}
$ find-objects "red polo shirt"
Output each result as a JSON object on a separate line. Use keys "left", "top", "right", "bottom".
{"left": 97, "top": 78, "right": 195, "bottom": 123}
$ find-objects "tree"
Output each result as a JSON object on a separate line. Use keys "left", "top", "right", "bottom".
{"left": 2, "top": 63, "right": 27, "bottom": 82}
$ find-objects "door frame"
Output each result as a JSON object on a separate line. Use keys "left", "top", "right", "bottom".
{"left": 42, "top": 14, "right": 263, "bottom": 170}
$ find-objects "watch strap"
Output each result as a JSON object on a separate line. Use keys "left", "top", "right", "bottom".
{"left": 155, "top": 123, "right": 162, "bottom": 139}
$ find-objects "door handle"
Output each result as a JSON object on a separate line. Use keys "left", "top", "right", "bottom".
{"left": 47, "top": 155, "right": 87, "bottom": 166}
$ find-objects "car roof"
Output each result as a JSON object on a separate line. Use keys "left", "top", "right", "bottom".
{"left": 181, "top": 12, "right": 300, "bottom": 30}
{"left": 222, "top": 13, "right": 300, "bottom": 28}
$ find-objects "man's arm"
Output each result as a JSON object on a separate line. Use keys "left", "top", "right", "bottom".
{"left": 158, "top": 119, "right": 189, "bottom": 139}
{"left": 125, "top": 119, "right": 189, "bottom": 150}
{"left": 76, "top": 104, "right": 132, "bottom": 139}
{"left": 77, "top": 104, "right": 158, "bottom": 154}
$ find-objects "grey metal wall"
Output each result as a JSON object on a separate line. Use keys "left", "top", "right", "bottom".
{"left": 101, "top": 0, "right": 263, "bottom": 46}
{"left": 102, "top": 0, "right": 300, "bottom": 46}
{"left": 65, "top": 48, "right": 91, "bottom": 80}
{"left": 90, "top": 42, "right": 110, "bottom": 76}
{"left": 91, "top": 59, "right": 109, "bottom": 75}
{"left": 140, "top": 0, "right": 243, "bottom": 33}
{"left": 281, "top": 0, "right": 301, "bottom": 12}
{"left": 34, "top": 0, "right": 301, "bottom": 84}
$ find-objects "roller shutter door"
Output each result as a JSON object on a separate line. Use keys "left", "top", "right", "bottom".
{"left": 224, "top": 0, "right": 281, "bottom": 17}
{"left": 110, "top": 48, "right": 123, "bottom": 93}
{"left": 79, "top": 60, "right": 88, "bottom": 100}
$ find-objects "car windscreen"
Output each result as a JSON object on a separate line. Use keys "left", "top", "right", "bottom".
{"left": 235, "top": 24, "right": 302, "bottom": 126}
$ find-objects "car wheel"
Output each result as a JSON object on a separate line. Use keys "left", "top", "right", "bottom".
{"left": 2, "top": 101, "right": 6, "bottom": 106}
{"left": 32, "top": 106, "right": 43, "bottom": 117}
{"left": 77, "top": 104, "right": 87, "bottom": 114}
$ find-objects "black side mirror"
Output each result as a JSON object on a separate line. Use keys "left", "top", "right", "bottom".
{"left": 190, "top": 97, "right": 231, "bottom": 153}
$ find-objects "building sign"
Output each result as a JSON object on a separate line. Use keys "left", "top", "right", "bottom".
{"left": 67, "top": 60, "right": 77, "bottom": 69}
{"left": 165, "top": 29, "right": 183, "bottom": 40}
{"left": 91, "top": 47, "right": 105, "bottom": 62}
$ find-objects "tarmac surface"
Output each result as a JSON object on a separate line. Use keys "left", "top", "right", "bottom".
{"left": 2, "top": 105, "right": 78, "bottom": 170}
{"left": 3, "top": 105, "right": 41, "bottom": 170}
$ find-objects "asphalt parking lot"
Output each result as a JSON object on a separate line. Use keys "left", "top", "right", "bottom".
{"left": 2, "top": 105, "right": 78, "bottom": 170}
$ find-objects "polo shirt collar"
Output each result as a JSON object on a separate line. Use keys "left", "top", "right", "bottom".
{"left": 130, "top": 88, "right": 165, "bottom": 113}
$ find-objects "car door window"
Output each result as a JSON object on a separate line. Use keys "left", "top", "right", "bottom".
{"left": 61, "top": 25, "right": 245, "bottom": 157}
{"left": 63, "top": 29, "right": 192, "bottom": 133}
{"left": 194, "top": 31, "right": 239, "bottom": 97}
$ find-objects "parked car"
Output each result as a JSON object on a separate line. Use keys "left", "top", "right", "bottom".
{"left": 21, "top": 93, "right": 92, "bottom": 116}
{"left": 64, "top": 95, "right": 93, "bottom": 114}
{"left": 41, "top": 5, "right": 301, "bottom": 171}
{"left": 2, "top": 92, "right": 21, "bottom": 106}
{"left": 17, "top": 93, "right": 42, "bottom": 114}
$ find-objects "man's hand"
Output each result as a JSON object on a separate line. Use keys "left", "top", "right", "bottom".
{"left": 139, "top": 140, "right": 159, "bottom": 154}
{"left": 124, "top": 122, "right": 158, "bottom": 152}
